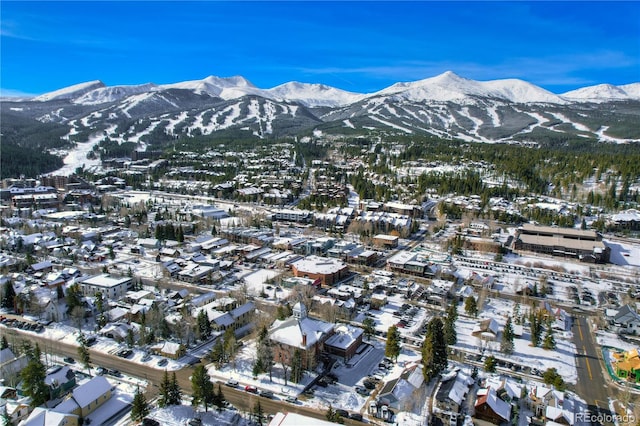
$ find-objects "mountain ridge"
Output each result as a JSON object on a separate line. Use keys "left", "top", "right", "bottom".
{"left": 2, "top": 71, "right": 639, "bottom": 151}
{"left": 20, "top": 71, "right": 640, "bottom": 107}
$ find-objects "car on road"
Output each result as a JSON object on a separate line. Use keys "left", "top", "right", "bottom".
{"left": 258, "top": 389, "right": 274, "bottom": 398}
{"left": 335, "top": 409, "right": 349, "bottom": 418}
{"left": 117, "top": 349, "right": 133, "bottom": 358}
{"left": 63, "top": 357, "right": 75, "bottom": 364}
{"left": 349, "top": 413, "right": 363, "bottom": 421}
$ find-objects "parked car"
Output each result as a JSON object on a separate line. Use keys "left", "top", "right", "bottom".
{"left": 142, "top": 418, "right": 160, "bottom": 426}
{"left": 63, "top": 357, "right": 75, "bottom": 364}
{"left": 285, "top": 395, "right": 298, "bottom": 403}
{"left": 141, "top": 353, "right": 152, "bottom": 362}
{"left": 95, "top": 367, "right": 107, "bottom": 376}
{"left": 258, "top": 389, "right": 274, "bottom": 398}
{"left": 225, "top": 379, "right": 239, "bottom": 388}
{"left": 117, "top": 349, "right": 133, "bottom": 358}
{"left": 349, "top": 413, "right": 363, "bottom": 421}
{"left": 335, "top": 409, "right": 349, "bottom": 418}
{"left": 245, "top": 385, "right": 258, "bottom": 393}
{"left": 157, "top": 358, "right": 168, "bottom": 367}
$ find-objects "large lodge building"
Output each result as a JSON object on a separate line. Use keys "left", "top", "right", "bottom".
{"left": 513, "top": 223, "right": 610, "bottom": 263}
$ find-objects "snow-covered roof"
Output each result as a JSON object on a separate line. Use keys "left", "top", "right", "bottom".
{"left": 476, "top": 387, "right": 511, "bottom": 422}
{"left": 269, "top": 412, "right": 335, "bottom": 426}
{"left": 79, "top": 274, "right": 130, "bottom": 288}
{"left": 71, "top": 376, "right": 111, "bottom": 408}
{"left": 20, "top": 406, "right": 75, "bottom": 426}
{"left": 291, "top": 255, "right": 347, "bottom": 275}
{"left": 324, "top": 324, "right": 363, "bottom": 350}
{"left": 270, "top": 315, "right": 334, "bottom": 349}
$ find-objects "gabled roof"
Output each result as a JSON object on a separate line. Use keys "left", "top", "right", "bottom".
{"left": 476, "top": 387, "right": 511, "bottom": 422}
{"left": 614, "top": 305, "right": 640, "bottom": 324}
{"left": 70, "top": 376, "right": 111, "bottom": 408}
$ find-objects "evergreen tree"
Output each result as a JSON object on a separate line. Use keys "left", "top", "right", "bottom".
{"left": 385, "top": 325, "right": 401, "bottom": 362}
{"left": 325, "top": 404, "right": 344, "bottom": 423}
{"left": 255, "top": 326, "right": 274, "bottom": 381}
{"left": 213, "top": 383, "right": 225, "bottom": 410}
{"left": 169, "top": 372, "right": 182, "bottom": 405}
{"left": 1, "top": 281, "right": 16, "bottom": 310}
{"left": 543, "top": 320, "right": 556, "bottom": 350}
{"left": 191, "top": 365, "right": 214, "bottom": 412}
{"left": 464, "top": 296, "right": 478, "bottom": 317}
{"left": 290, "top": 348, "right": 303, "bottom": 383}
{"left": 222, "top": 327, "right": 236, "bottom": 363}
{"left": 362, "top": 317, "right": 376, "bottom": 341}
{"left": 253, "top": 400, "right": 265, "bottom": 425}
{"left": 77, "top": 334, "right": 92, "bottom": 376}
{"left": 130, "top": 387, "right": 150, "bottom": 422}
{"left": 501, "top": 315, "right": 515, "bottom": 355}
{"left": 444, "top": 300, "right": 458, "bottom": 345}
{"left": 484, "top": 355, "right": 497, "bottom": 373}
{"left": 158, "top": 370, "right": 171, "bottom": 408}
{"left": 421, "top": 318, "right": 448, "bottom": 381}
{"left": 196, "top": 310, "right": 211, "bottom": 340}
{"left": 65, "top": 283, "right": 82, "bottom": 315}
{"left": 529, "top": 310, "right": 543, "bottom": 347}
{"left": 210, "top": 339, "right": 225, "bottom": 367}
{"left": 20, "top": 345, "right": 48, "bottom": 407}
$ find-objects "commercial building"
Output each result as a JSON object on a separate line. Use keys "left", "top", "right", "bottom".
{"left": 512, "top": 223, "right": 610, "bottom": 263}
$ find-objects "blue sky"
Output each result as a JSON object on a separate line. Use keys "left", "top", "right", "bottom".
{"left": 1, "top": 1, "right": 639, "bottom": 97}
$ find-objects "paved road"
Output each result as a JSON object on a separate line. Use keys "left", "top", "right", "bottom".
{"left": 572, "top": 315, "right": 615, "bottom": 426}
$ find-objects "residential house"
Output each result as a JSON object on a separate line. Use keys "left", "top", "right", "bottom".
{"left": 150, "top": 341, "right": 185, "bottom": 359}
{"left": 55, "top": 375, "right": 112, "bottom": 418}
{"left": 18, "top": 406, "right": 78, "bottom": 426}
{"left": 527, "top": 385, "right": 565, "bottom": 418}
{"left": 377, "top": 364, "right": 425, "bottom": 411}
{"left": 433, "top": 369, "right": 474, "bottom": 423}
{"left": 471, "top": 318, "right": 501, "bottom": 341}
{"left": 43, "top": 365, "right": 76, "bottom": 400}
{"left": 0, "top": 348, "right": 28, "bottom": 385}
{"left": 613, "top": 305, "right": 640, "bottom": 335}
{"left": 474, "top": 387, "right": 512, "bottom": 425}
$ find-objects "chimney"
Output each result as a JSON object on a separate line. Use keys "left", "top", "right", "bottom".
{"left": 302, "top": 333, "right": 307, "bottom": 346}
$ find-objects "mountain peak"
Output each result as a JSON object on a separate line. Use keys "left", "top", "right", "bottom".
{"left": 34, "top": 80, "right": 105, "bottom": 102}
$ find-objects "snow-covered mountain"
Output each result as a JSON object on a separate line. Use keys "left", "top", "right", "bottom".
{"left": 373, "top": 71, "right": 567, "bottom": 104}
{"left": 74, "top": 83, "right": 158, "bottom": 105}
{"left": 562, "top": 83, "right": 640, "bottom": 103}
{"left": 3, "top": 71, "right": 639, "bottom": 147}
{"left": 265, "top": 82, "right": 365, "bottom": 107}
{"left": 34, "top": 80, "right": 105, "bottom": 102}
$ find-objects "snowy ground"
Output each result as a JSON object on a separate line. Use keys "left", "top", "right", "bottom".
{"left": 53, "top": 134, "right": 104, "bottom": 176}
{"left": 21, "top": 320, "right": 186, "bottom": 372}
{"left": 605, "top": 239, "right": 640, "bottom": 268}
{"left": 132, "top": 403, "right": 251, "bottom": 426}
{"left": 453, "top": 298, "right": 578, "bottom": 384}
{"left": 204, "top": 336, "right": 421, "bottom": 416}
